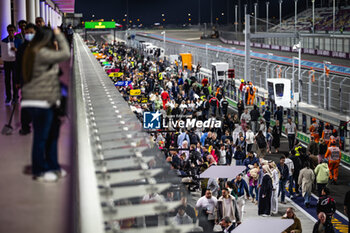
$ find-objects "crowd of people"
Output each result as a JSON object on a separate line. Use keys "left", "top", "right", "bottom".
{"left": 1, "top": 17, "right": 347, "bottom": 231}
{"left": 88, "top": 38, "right": 346, "bottom": 232}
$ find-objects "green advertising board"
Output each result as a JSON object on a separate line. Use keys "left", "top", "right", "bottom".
{"left": 85, "top": 21, "right": 116, "bottom": 29}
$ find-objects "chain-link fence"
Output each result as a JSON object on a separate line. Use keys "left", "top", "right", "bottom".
{"left": 125, "top": 32, "right": 350, "bottom": 115}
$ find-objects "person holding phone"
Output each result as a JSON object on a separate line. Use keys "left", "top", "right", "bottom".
{"left": 21, "top": 27, "right": 70, "bottom": 182}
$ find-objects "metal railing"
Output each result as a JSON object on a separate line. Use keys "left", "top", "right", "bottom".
{"left": 72, "top": 34, "right": 195, "bottom": 233}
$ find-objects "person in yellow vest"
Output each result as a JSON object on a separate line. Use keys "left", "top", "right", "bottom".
{"left": 325, "top": 139, "right": 341, "bottom": 184}
{"left": 309, "top": 118, "right": 320, "bottom": 143}
{"left": 247, "top": 82, "right": 256, "bottom": 105}
{"left": 158, "top": 72, "right": 163, "bottom": 85}
{"left": 294, "top": 141, "right": 303, "bottom": 157}
{"left": 322, "top": 123, "right": 332, "bottom": 146}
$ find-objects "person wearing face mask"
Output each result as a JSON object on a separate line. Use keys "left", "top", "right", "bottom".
{"left": 15, "top": 23, "right": 37, "bottom": 135}
{"left": 1, "top": 24, "right": 22, "bottom": 105}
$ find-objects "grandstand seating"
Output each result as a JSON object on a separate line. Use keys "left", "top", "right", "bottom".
{"left": 270, "top": 7, "right": 350, "bottom": 32}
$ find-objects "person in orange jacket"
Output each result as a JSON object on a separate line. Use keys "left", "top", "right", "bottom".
{"left": 322, "top": 123, "right": 332, "bottom": 146}
{"left": 325, "top": 139, "right": 341, "bottom": 184}
{"left": 309, "top": 118, "right": 320, "bottom": 143}
{"left": 247, "top": 82, "right": 256, "bottom": 105}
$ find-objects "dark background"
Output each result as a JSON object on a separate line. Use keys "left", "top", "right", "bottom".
{"left": 75, "top": 0, "right": 311, "bottom": 26}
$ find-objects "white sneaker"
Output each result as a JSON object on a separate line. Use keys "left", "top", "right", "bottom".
{"left": 42, "top": 171, "right": 58, "bottom": 182}
{"left": 57, "top": 169, "right": 67, "bottom": 178}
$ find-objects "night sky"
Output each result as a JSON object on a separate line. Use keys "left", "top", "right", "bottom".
{"left": 75, "top": 0, "right": 307, "bottom": 26}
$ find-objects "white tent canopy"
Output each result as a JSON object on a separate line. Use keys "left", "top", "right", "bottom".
{"left": 233, "top": 218, "right": 294, "bottom": 233}
{"left": 199, "top": 165, "right": 246, "bottom": 179}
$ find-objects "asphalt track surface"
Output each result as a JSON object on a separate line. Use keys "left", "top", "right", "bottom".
{"left": 143, "top": 30, "right": 350, "bottom": 76}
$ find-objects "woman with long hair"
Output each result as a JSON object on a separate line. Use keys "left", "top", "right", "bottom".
{"left": 21, "top": 27, "right": 70, "bottom": 182}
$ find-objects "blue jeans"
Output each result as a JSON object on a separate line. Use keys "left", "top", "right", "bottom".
{"left": 288, "top": 175, "right": 294, "bottom": 196}
{"left": 236, "top": 159, "right": 243, "bottom": 166}
{"left": 304, "top": 192, "right": 310, "bottom": 205}
{"left": 27, "top": 107, "right": 61, "bottom": 176}
{"left": 278, "top": 180, "right": 287, "bottom": 202}
{"left": 249, "top": 185, "right": 258, "bottom": 200}
{"left": 203, "top": 110, "right": 209, "bottom": 119}
{"left": 211, "top": 106, "right": 217, "bottom": 115}
{"left": 251, "top": 121, "right": 257, "bottom": 133}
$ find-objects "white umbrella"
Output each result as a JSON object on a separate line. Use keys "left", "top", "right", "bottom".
{"left": 199, "top": 165, "right": 246, "bottom": 179}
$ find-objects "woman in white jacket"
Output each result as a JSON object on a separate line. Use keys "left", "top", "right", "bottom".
{"left": 269, "top": 161, "right": 280, "bottom": 215}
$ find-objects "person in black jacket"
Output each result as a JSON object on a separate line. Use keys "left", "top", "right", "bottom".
{"left": 274, "top": 106, "right": 284, "bottom": 126}
{"left": 290, "top": 150, "right": 302, "bottom": 196}
{"left": 258, "top": 165, "right": 273, "bottom": 216}
{"left": 237, "top": 100, "right": 244, "bottom": 119}
{"left": 313, "top": 212, "right": 335, "bottom": 233}
{"left": 219, "top": 216, "right": 237, "bottom": 233}
{"left": 15, "top": 23, "right": 36, "bottom": 135}
{"left": 263, "top": 106, "right": 271, "bottom": 129}
{"left": 277, "top": 156, "right": 289, "bottom": 204}
{"left": 317, "top": 187, "right": 336, "bottom": 224}
{"left": 344, "top": 190, "right": 350, "bottom": 233}
{"left": 220, "top": 96, "right": 229, "bottom": 116}
{"left": 234, "top": 146, "right": 245, "bottom": 166}
{"left": 202, "top": 97, "right": 210, "bottom": 120}
{"left": 250, "top": 105, "right": 260, "bottom": 133}
{"left": 189, "top": 128, "right": 200, "bottom": 145}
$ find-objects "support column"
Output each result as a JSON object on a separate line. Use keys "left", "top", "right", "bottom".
{"left": 57, "top": 13, "right": 62, "bottom": 26}
{"left": 0, "top": 0, "right": 11, "bottom": 40}
{"left": 35, "top": 0, "right": 40, "bottom": 18}
{"left": 14, "top": 0, "right": 27, "bottom": 24}
{"left": 52, "top": 10, "right": 55, "bottom": 28}
{"left": 26, "top": 0, "right": 35, "bottom": 23}
{"left": 45, "top": 4, "right": 49, "bottom": 25}
{"left": 40, "top": 1, "right": 45, "bottom": 20}
{"left": 48, "top": 6, "right": 51, "bottom": 26}
{"left": 244, "top": 14, "right": 251, "bottom": 82}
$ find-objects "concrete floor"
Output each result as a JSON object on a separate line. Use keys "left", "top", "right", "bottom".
{"left": 0, "top": 61, "right": 72, "bottom": 233}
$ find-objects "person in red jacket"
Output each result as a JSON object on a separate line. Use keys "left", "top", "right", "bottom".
{"left": 161, "top": 89, "right": 170, "bottom": 110}
{"left": 201, "top": 77, "right": 208, "bottom": 87}
{"left": 239, "top": 79, "right": 245, "bottom": 100}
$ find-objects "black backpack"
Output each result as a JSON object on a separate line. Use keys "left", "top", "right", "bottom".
{"left": 190, "top": 132, "right": 199, "bottom": 144}
{"left": 256, "top": 135, "right": 267, "bottom": 148}
{"left": 250, "top": 87, "right": 254, "bottom": 95}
